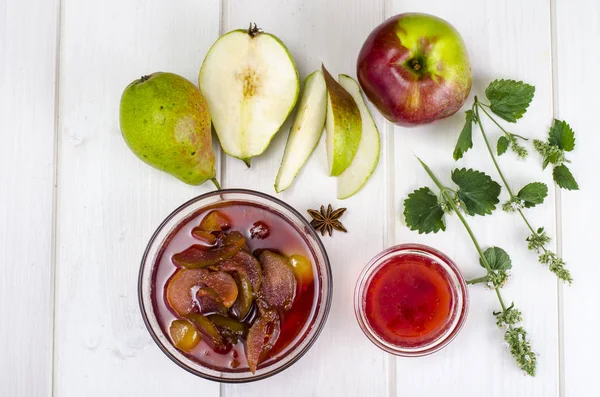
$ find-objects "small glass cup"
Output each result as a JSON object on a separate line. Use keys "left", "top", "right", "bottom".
{"left": 354, "top": 243, "right": 469, "bottom": 357}
{"left": 138, "top": 189, "right": 332, "bottom": 382}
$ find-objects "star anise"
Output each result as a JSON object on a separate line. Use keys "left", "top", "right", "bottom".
{"left": 307, "top": 204, "right": 347, "bottom": 237}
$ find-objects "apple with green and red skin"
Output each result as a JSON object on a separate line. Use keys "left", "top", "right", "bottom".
{"left": 357, "top": 13, "right": 472, "bottom": 126}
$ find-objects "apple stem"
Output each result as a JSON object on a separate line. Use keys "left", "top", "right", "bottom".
{"left": 140, "top": 75, "right": 150, "bottom": 82}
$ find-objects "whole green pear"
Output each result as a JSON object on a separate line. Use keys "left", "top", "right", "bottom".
{"left": 120, "top": 72, "right": 219, "bottom": 187}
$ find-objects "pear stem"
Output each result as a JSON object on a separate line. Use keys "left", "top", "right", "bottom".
{"left": 210, "top": 178, "right": 222, "bottom": 190}
{"left": 248, "top": 22, "right": 262, "bottom": 37}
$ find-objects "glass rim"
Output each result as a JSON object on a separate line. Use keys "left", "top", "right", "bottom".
{"left": 354, "top": 243, "right": 469, "bottom": 357}
{"left": 138, "top": 188, "right": 333, "bottom": 383}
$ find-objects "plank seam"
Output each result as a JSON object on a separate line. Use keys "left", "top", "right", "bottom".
{"left": 50, "top": 0, "right": 63, "bottom": 395}
{"left": 218, "top": 0, "right": 228, "bottom": 192}
{"left": 549, "top": 0, "right": 565, "bottom": 396}
{"left": 384, "top": 118, "right": 397, "bottom": 397}
{"left": 382, "top": 1, "right": 396, "bottom": 396}
{"left": 218, "top": 2, "right": 227, "bottom": 393}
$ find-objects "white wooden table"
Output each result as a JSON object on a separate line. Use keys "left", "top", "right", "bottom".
{"left": 2, "top": 0, "right": 597, "bottom": 396}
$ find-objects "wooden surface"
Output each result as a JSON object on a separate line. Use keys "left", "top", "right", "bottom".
{"left": 1, "top": 0, "right": 596, "bottom": 396}
{"left": 0, "top": 0, "right": 59, "bottom": 396}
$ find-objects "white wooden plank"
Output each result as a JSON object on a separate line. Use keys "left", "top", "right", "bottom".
{"left": 0, "top": 0, "right": 58, "bottom": 396}
{"left": 389, "top": 1, "right": 559, "bottom": 395}
{"left": 554, "top": 0, "right": 600, "bottom": 395}
{"left": 54, "top": 1, "right": 221, "bottom": 395}
{"left": 220, "top": 1, "right": 390, "bottom": 395}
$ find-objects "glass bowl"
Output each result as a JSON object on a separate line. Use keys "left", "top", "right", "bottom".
{"left": 138, "top": 189, "right": 332, "bottom": 382}
{"left": 354, "top": 243, "right": 468, "bottom": 357}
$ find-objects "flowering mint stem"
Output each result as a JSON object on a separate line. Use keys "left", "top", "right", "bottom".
{"left": 473, "top": 101, "right": 572, "bottom": 283}
{"left": 467, "top": 276, "right": 489, "bottom": 285}
{"left": 417, "top": 158, "right": 537, "bottom": 375}
{"left": 477, "top": 104, "right": 529, "bottom": 141}
{"left": 417, "top": 158, "right": 507, "bottom": 311}
{"left": 447, "top": 190, "right": 508, "bottom": 311}
{"left": 474, "top": 102, "right": 515, "bottom": 196}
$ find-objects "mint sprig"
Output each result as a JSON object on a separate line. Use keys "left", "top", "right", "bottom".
{"left": 404, "top": 159, "right": 537, "bottom": 376}
{"left": 534, "top": 119, "right": 579, "bottom": 190}
{"left": 454, "top": 90, "right": 530, "bottom": 161}
{"left": 452, "top": 80, "right": 573, "bottom": 284}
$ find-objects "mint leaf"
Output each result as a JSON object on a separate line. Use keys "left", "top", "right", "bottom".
{"left": 517, "top": 182, "right": 548, "bottom": 208}
{"left": 403, "top": 187, "right": 446, "bottom": 234}
{"left": 497, "top": 136, "right": 509, "bottom": 156}
{"left": 480, "top": 246, "right": 512, "bottom": 270}
{"left": 547, "top": 149, "right": 563, "bottom": 165}
{"left": 542, "top": 157, "right": 550, "bottom": 170}
{"left": 549, "top": 119, "right": 575, "bottom": 151}
{"left": 453, "top": 110, "right": 475, "bottom": 160}
{"left": 553, "top": 164, "right": 579, "bottom": 190}
{"left": 452, "top": 168, "right": 502, "bottom": 216}
{"left": 485, "top": 79, "right": 535, "bottom": 122}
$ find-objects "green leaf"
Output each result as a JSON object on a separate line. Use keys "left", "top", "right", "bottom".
{"left": 548, "top": 119, "right": 575, "bottom": 151}
{"left": 553, "top": 164, "right": 579, "bottom": 190}
{"left": 517, "top": 182, "right": 548, "bottom": 208}
{"left": 547, "top": 150, "right": 562, "bottom": 165}
{"left": 480, "top": 246, "right": 512, "bottom": 271}
{"left": 403, "top": 187, "right": 446, "bottom": 234}
{"left": 453, "top": 110, "right": 475, "bottom": 160}
{"left": 485, "top": 79, "right": 535, "bottom": 122}
{"left": 497, "top": 136, "right": 509, "bottom": 156}
{"left": 451, "top": 168, "right": 502, "bottom": 216}
{"left": 542, "top": 157, "right": 550, "bottom": 170}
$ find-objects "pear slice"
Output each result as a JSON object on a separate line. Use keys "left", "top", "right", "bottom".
{"left": 198, "top": 24, "right": 300, "bottom": 166}
{"left": 322, "top": 65, "right": 362, "bottom": 176}
{"left": 336, "top": 75, "right": 381, "bottom": 199}
{"left": 274, "top": 70, "right": 327, "bottom": 192}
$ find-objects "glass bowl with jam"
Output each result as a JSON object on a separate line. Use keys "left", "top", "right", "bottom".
{"left": 354, "top": 244, "right": 468, "bottom": 356}
{"left": 138, "top": 189, "right": 332, "bottom": 382}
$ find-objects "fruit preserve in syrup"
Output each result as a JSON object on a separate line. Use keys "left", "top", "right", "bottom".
{"left": 355, "top": 244, "right": 468, "bottom": 356}
{"left": 365, "top": 253, "right": 452, "bottom": 346}
{"left": 151, "top": 201, "right": 319, "bottom": 373}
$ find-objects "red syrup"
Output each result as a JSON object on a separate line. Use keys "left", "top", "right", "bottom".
{"left": 364, "top": 253, "right": 454, "bottom": 347}
{"left": 151, "top": 201, "right": 319, "bottom": 372}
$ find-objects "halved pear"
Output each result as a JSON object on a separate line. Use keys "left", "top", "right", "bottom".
{"left": 322, "top": 65, "right": 362, "bottom": 176}
{"left": 274, "top": 70, "right": 327, "bottom": 192}
{"left": 336, "top": 75, "right": 381, "bottom": 199}
{"left": 199, "top": 25, "right": 300, "bottom": 166}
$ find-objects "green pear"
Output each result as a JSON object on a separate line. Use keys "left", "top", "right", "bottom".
{"left": 119, "top": 72, "right": 219, "bottom": 187}
{"left": 199, "top": 24, "right": 300, "bottom": 166}
{"left": 336, "top": 75, "right": 380, "bottom": 199}
{"left": 322, "top": 65, "right": 362, "bottom": 176}
{"left": 275, "top": 70, "right": 327, "bottom": 193}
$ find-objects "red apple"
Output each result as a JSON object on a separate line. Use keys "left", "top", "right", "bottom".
{"left": 357, "top": 13, "right": 472, "bottom": 126}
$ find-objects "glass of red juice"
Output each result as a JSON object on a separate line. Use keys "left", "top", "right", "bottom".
{"left": 138, "top": 189, "right": 332, "bottom": 382}
{"left": 354, "top": 244, "right": 468, "bottom": 356}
